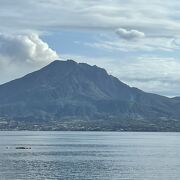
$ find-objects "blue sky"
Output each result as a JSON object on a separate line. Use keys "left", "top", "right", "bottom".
{"left": 0, "top": 0, "right": 180, "bottom": 96}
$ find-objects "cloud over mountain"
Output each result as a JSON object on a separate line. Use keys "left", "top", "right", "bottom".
{"left": 0, "top": 33, "right": 59, "bottom": 84}
{"left": 0, "top": 33, "right": 59, "bottom": 64}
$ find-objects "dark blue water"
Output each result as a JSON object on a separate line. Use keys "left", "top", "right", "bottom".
{"left": 0, "top": 131, "right": 180, "bottom": 180}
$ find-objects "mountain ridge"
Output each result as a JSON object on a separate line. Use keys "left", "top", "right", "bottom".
{"left": 0, "top": 59, "right": 180, "bottom": 131}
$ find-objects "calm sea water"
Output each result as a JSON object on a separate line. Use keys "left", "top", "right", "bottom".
{"left": 0, "top": 131, "right": 180, "bottom": 180}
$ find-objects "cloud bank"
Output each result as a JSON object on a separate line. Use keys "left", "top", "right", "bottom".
{"left": 0, "top": 0, "right": 180, "bottom": 37}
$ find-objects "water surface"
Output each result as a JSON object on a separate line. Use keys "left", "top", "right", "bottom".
{"left": 0, "top": 131, "right": 180, "bottom": 180}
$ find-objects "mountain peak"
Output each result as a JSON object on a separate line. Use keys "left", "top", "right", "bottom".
{"left": 49, "top": 59, "right": 77, "bottom": 65}
{"left": 44, "top": 60, "right": 108, "bottom": 76}
{"left": 0, "top": 58, "right": 133, "bottom": 100}
{"left": 47, "top": 59, "right": 77, "bottom": 67}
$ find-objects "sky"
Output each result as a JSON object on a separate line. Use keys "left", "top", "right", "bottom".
{"left": 0, "top": 0, "right": 180, "bottom": 96}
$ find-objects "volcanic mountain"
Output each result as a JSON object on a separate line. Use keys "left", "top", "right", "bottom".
{"left": 0, "top": 60, "right": 180, "bottom": 131}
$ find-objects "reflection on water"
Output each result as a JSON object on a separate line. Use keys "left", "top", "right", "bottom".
{"left": 0, "top": 131, "right": 180, "bottom": 180}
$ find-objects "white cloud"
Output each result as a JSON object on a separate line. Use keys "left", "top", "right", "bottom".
{"left": 116, "top": 28, "right": 145, "bottom": 40}
{"left": 0, "top": 33, "right": 59, "bottom": 84}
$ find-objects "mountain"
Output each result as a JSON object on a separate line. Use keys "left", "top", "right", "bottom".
{"left": 0, "top": 59, "right": 180, "bottom": 131}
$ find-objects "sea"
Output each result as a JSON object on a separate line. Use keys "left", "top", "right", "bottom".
{"left": 0, "top": 131, "right": 180, "bottom": 180}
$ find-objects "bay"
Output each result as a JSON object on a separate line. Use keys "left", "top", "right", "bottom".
{"left": 0, "top": 131, "right": 180, "bottom": 180}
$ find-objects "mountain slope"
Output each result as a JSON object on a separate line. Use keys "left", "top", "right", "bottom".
{"left": 0, "top": 60, "right": 180, "bottom": 131}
